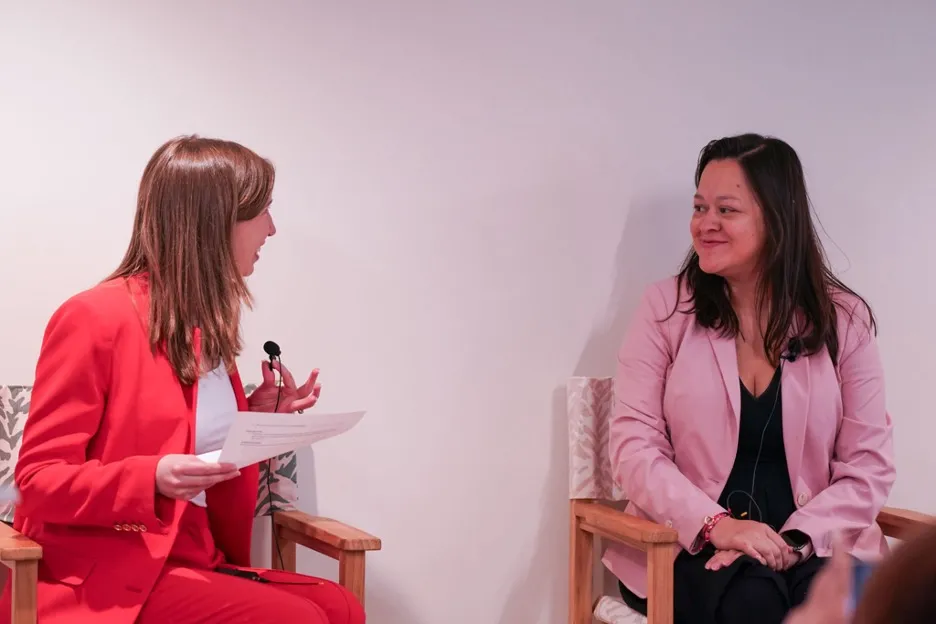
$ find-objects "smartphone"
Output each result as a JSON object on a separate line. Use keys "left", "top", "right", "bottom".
{"left": 847, "top": 558, "right": 876, "bottom": 614}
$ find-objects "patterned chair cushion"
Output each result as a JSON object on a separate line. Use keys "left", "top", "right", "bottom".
{"left": 567, "top": 377, "right": 646, "bottom": 624}
{"left": 0, "top": 386, "right": 29, "bottom": 524}
{"left": 243, "top": 384, "right": 299, "bottom": 516}
{"left": 567, "top": 376, "right": 623, "bottom": 501}
{"left": 0, "top": 384, "right": 298, "bottom": 524}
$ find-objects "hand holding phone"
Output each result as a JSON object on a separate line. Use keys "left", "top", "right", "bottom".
{"left": 785, "top": 539, "right": 862, "bottom": 624}
{"left": 848, "top": 558, "right": 876, "bottom": 615}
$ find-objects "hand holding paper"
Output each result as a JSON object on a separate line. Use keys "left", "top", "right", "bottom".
{"left": 198, "top": 410, "right": 365, "bottom": 469}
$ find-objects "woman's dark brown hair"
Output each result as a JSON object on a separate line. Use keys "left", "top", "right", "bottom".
{"left": 673, "top": 133, "right": 875, "bottom": 365}
{"left": 108, "top": 135, "right": 275, "bottom": 385}
{"left": 854, "top": 523, "right": 936, "bottom": 623}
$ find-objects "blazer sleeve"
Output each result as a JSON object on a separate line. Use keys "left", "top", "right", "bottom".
{"left": 609, "top": 282, "right": 726, "bottom": 553}
{"left": 14, "top": 295, "right": 171, "bottom": 530}
{"left": 781, "top": 299, "right": 896, "bottom": 554}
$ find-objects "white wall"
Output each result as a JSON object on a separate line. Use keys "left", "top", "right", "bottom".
{"left": 1, "top": 2, "right": 934, "bottom": 622}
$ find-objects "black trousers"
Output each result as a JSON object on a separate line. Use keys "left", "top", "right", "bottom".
{"left": 619, "top": 546, "right": 827, "bottom": 624}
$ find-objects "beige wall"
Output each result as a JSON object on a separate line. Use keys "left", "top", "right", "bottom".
{"left": 1, "top": 2, "right": 934, "bottom": 622}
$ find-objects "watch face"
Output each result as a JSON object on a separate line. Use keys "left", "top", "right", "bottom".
{"left": 783, "top": 531, "right": 808, "bottom": 550}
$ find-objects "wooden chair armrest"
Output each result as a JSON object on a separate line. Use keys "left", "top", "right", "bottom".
{"left": 0, "top": 522, "right": 41, "bottom": 624}
{"left": 273, "top": 510, "right": 381, "bottom": 554}
{"left": 877, "top": 506, "right": 936, "bottom": 540}
{"left": 573, "top": 500, "right": 678, "bottom": 551}
{"left": 271, "top": 511, "right": 379, "bottom": 608}
{"left": 0, "top": 522, "right": 41, "bottom": 565}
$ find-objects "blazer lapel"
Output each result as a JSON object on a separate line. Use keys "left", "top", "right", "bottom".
{"left": 709, "top": 331, "right": 742, "bottom": 424}
{"left": 708, "top": 316, "right": 811, "bottom": 488}
{"left": 781, "top": 351, "right": 810, "bottom": 488}
{"left": 228, "top": 366, "right": 250, "bottom": 410}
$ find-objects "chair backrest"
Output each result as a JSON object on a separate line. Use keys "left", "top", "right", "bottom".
{"left": 0, "top": 384, "right": 298, "bottom": 524}
{"left": 567, "top": 376, "right": 625, "bottom": 502}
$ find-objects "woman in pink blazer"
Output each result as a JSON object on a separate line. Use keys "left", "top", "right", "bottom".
{"left": 603, "top": 133, "right": 895, "bottom": 624}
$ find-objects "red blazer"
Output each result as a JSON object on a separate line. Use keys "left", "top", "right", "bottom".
{"left": 0, "top": 276, "right": 260, "bottom": 624}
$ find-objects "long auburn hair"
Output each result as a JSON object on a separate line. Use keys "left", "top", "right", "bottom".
{"left": 108, "top": 135, "right": 275, "bottom": 385}
{"left": 672, "top": 133, "right": 874, "bottom": 365}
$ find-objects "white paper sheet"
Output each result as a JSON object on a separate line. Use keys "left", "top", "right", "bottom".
{"left": 197, "top": 410, "right": 365, "bottom": 469}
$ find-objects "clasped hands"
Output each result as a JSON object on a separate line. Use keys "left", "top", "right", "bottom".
{"left": 704, "top": 517, "right": 801, "bottom": 572}
{"left": 155, "top": 359, "right": 321, "bottom": 501}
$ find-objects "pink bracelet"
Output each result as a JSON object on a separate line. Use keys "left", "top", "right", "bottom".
{"left": 702, "top": 512, "right": 730, "bottom": 544}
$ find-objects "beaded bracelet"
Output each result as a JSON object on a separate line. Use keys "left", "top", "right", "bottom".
{"left": 702, "top": 511, "right": 730, "bottom": 544}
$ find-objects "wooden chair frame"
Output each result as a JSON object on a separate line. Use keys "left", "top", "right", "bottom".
{"left": 569, "top": 500, "right": 936, "bottom": 624}
{"left": 0, "top": 510, "right": 381, "bottom": 624}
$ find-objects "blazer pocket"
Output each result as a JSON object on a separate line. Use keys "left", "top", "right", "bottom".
{"left": 40, "top": 545, "right": 97, "bottom": 586}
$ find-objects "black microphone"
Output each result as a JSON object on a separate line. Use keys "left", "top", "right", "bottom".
{"left": 782, "top": 337, "right": 803, "bottom": 362}
{"left": 263, "top": 340, "right": 281, "bottom": 370}
{"left": 261, "top": 339, "right": 304, "bottom": 414}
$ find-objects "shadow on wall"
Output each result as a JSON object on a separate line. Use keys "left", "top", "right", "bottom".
{"left": 497, "top": 384, "right": 569, "bottom": 624}
{"left": 494, "top": 192, "right": 690, "bottom": 623}
{"left": 276, "top": 194, "right": 691, "bottom": 624}
{"left": 290, "top": 454, "right": 426, "bottom": 624}
{"left": 574, "top": 192, "right": 689, "bottom": 603}
{"left": 575, "top": 192, "right": 690, "bottom": 378}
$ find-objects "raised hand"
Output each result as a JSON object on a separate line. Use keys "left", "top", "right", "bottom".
{"left": 247, "top": 359, "right": 321, "bottom": 414}
{"left": 784, "top": 539, "right": 851, "bottom": 624}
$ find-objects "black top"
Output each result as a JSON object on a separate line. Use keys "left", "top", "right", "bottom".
{"left": 717, "top": 367, "right": 797, "bottom": 531}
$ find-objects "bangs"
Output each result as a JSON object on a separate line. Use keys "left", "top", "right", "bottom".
{"left": 236, "top": 151, "right": 275, "bottom": 221}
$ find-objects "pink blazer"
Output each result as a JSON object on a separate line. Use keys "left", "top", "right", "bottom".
{"left": 603, "top": 277, "right": 896, "bottom": 598}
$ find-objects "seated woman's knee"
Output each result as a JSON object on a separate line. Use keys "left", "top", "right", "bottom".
{"left": 718, "top": 576, "right": 787, "bottom": 624}
{"left": 282, "top": 579, "right": 365, "bottom": 624}
{"left": 322, "top": 581, "right": 366, "bottom": 624}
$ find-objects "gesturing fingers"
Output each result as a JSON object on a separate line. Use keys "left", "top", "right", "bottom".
{"left": 297, "top": 369, "right": 320, "bottom": 399}
{"left": 291, "top": 385, "right": 321, "bottom": 412}
{"left": 276, "top": 360, "right": 299, "bottom": 390}
{"left": 260, "top": 359, "right": 277, "bottom": 387}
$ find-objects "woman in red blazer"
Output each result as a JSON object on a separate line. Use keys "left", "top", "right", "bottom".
{"left": 0, "top": 136, "right": 365, "bottom": 623}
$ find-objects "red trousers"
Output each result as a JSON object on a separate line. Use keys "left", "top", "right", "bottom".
{"left": 135, "top": 504, "right": 365, "bottom": 624}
